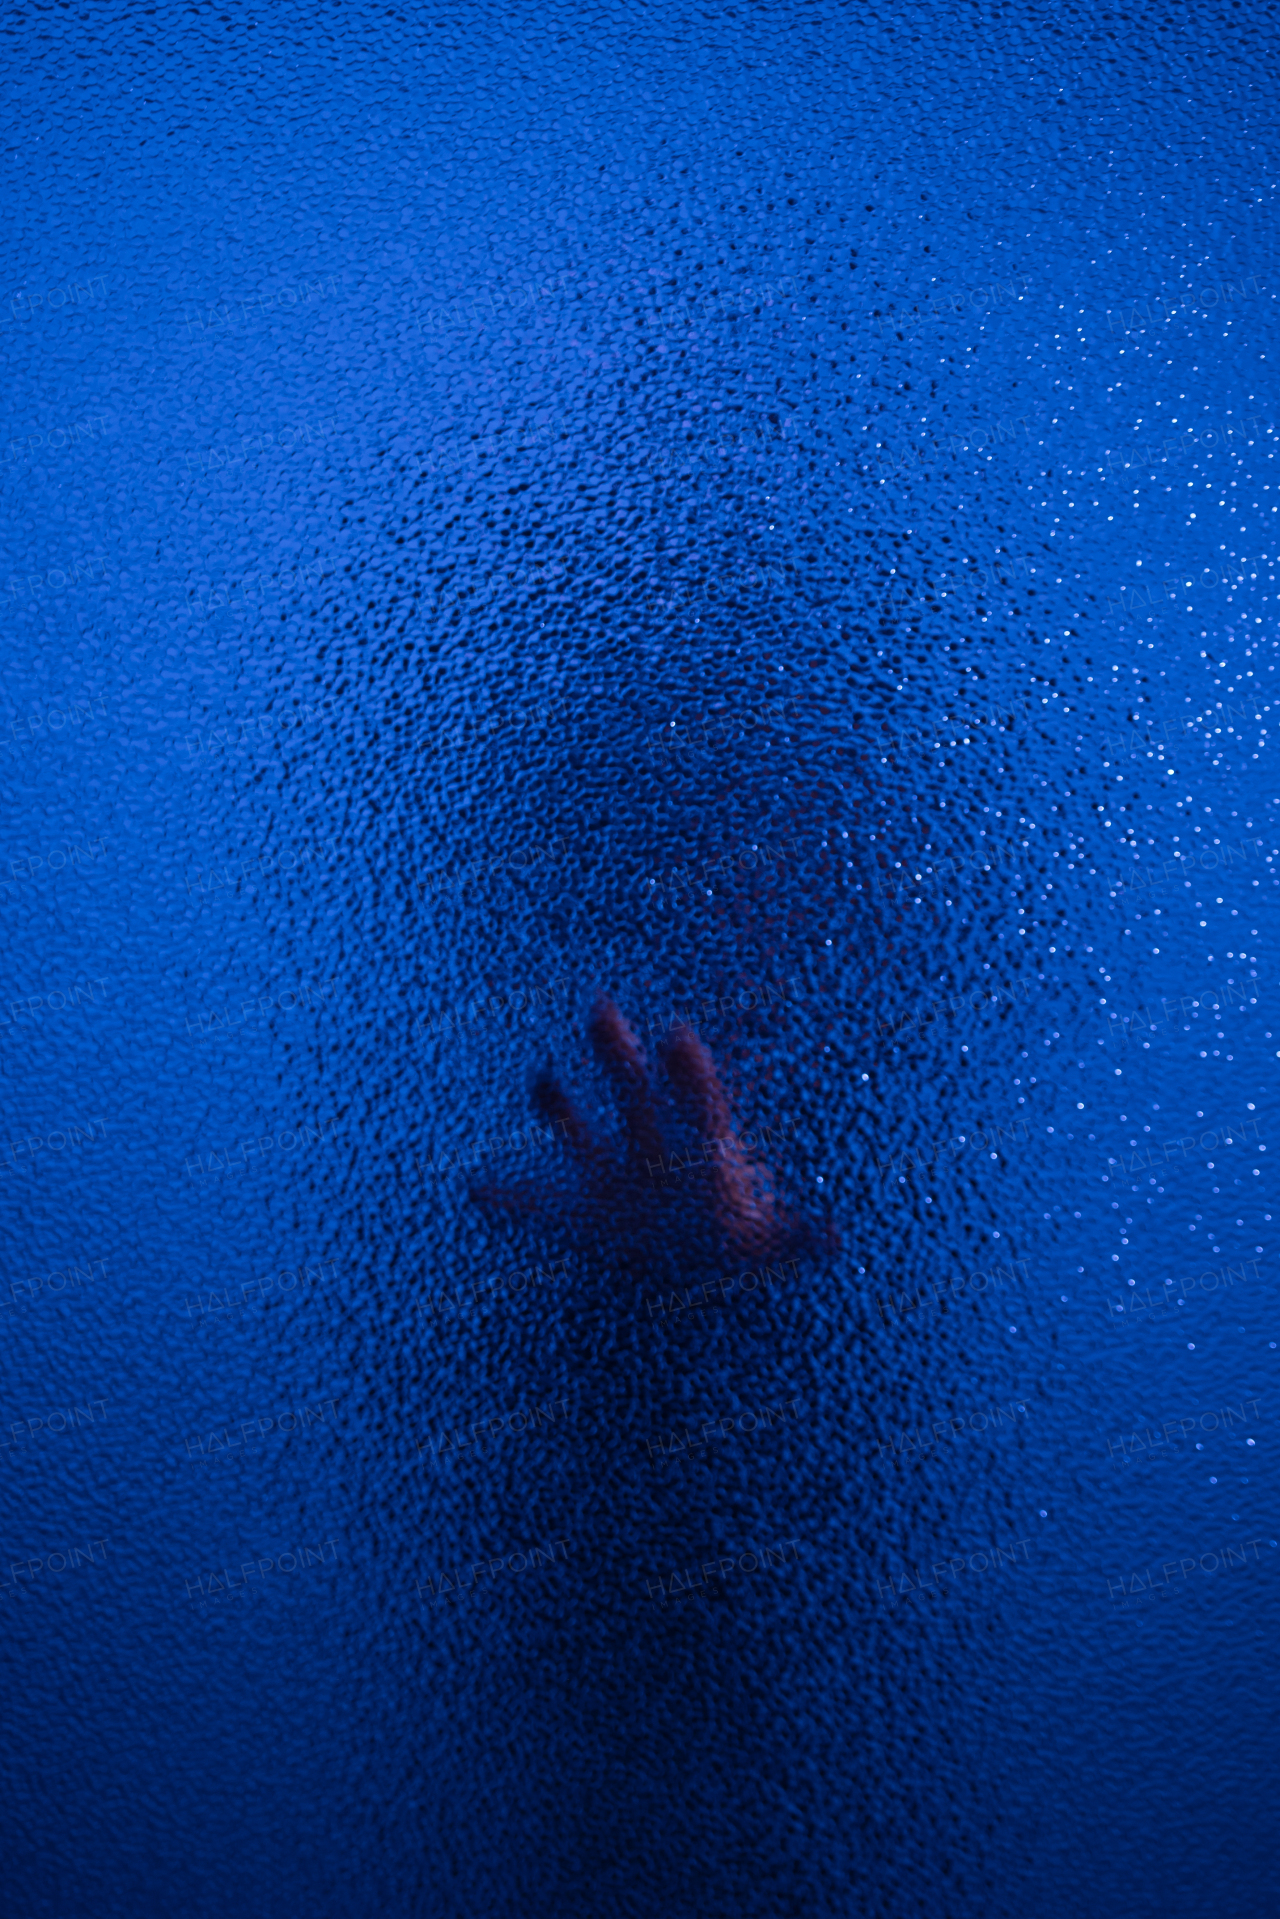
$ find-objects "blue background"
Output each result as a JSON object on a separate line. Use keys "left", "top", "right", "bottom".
{"left": 2, "top": 3, "right": 1278, "bottom": 1912}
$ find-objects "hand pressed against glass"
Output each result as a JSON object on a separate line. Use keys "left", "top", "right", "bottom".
{"left": 475, "top": 995, "right": 829, "bottom": 1264}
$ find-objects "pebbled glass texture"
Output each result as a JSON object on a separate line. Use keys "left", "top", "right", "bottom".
{"left": 2, "top": 5, "right": 1278, "bottom": 1915}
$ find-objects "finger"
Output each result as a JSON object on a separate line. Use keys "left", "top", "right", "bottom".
{"left": 588, "top": 997, "right": 664, "bottom": 1163}
{"left": 588, "top": 996, "right": 648, "bottom": 1087}
{"left": 664, "top": 1028, "right": 784, "bottom": 1246}
{"left": 711, "top": 1151, "right": 784, "bottom": 1256}
{"left": 664, "top": 1028, "right": 734, "bottom": 1136}
{"left": 532, "top": 1069, "right": 613, "bottom": 1170}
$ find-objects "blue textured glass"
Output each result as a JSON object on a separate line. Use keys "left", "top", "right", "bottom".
{"left": 2, "top": 6, "right": 1278, "bottom": 1914}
